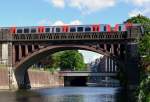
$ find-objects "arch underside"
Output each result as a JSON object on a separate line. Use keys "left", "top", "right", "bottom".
{"left": 15, "top": 44, "right": 115, "bottom": 71}
{"left": 14, "top": 44, "right": 119, "bottom": 89}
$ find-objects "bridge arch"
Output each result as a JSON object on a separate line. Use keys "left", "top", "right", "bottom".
{"left": 14, "top": 44, "right": 117, "bottom": 89}
{"left": 15, "top": 44, "right": 116, "bottom": 70}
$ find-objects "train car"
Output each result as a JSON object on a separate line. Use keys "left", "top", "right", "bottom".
{"left": 92, "top": 24, "right": 100, "bottom": 32}
{"left": 10, "top": 27, "right": 16, "bottom": 34}
{"left": 113, "top": 24, "right": 127, "bottom": 32}
{"left": 9, "top": 23, "right": 133, "bottom": 35}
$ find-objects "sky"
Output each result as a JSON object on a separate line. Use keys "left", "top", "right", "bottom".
{"left": 0, "top": 0, "right": 149, "bottom": 63}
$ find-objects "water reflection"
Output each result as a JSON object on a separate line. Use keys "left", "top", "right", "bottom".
{"left": 0, "top": 87, "right": 120, "bottom": 102}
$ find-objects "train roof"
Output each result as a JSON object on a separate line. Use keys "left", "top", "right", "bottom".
{"left": 0, "top": 23, "right": 142, "bottom": 29}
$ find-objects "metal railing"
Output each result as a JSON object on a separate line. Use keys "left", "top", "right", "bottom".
{"left": 11, "top": 31, "right": 132, "bottom": 41}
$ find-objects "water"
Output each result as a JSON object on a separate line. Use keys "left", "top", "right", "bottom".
{"left": 0, "top": 87, "right": 120, "bottom": 102}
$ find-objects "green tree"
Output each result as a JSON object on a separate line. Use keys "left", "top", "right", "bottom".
{"left": 47, "top": 50, "right": 86, "bottom": 71}
{"left": 125, "top": 14, "right": 150, "bottom": 71}
{"left": 125, "top": 15, "right": 150, "bottom": 102}
{"left": 49, "top": 51, "right": 64, "bottom": 69}
{"left": 59, "top": 50, "right": 86, "bottom": 71}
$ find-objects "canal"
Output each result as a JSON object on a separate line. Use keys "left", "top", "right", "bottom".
{"left": 0, "top": 87, "right": 125, "bottom": 102}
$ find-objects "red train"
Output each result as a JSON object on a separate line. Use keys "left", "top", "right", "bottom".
{"left": 9, "top": 23, "right": 133, "bottom": 34}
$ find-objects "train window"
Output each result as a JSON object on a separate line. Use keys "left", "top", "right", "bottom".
{"left": 52, "top": 28, "right": 55, "bottom": 33}
{"left": 56, "top": 27, "right": 61, "bottom": 32}
{"left": 70, "top": 27, "right": 76, "bottom": 32}
{"left": 119, "top": 26, "right": 122, "bottom": 31}
{"left": 104, "top": 26, "right": 106, "bottom": 31}
{"left": 31, "top": 28, "right": 36, "bottom": 33}
{"left": 77, "top": 27, "right": 83, "bottom": 32}
{"left": 17, "top": 29, "right": 22, "bottom": 33}
{"left": 24, "top": 29, "right": 29, "bottom": 33}
{"left": 45, "top": 28, "right": 50, "bottom": 32}
{"left": 85, "top": 27, "right": 91, "bottom": 32}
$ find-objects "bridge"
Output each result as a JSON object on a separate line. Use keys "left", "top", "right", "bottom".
{"left": 59, "top": 71, "right": 117, "bottom": 77}
{"left": 0, "top": 24, "right": 143, "bottom": 89}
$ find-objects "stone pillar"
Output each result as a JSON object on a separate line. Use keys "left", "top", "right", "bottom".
{"left": 111, "top": 44, "right": 114, "bottom": 54}
{"left": 24, "top": 70, "right": 31, "bottom": 89}
{"left": 117, "top": 44, "right": 120, "bottom": 55}
{"left": 12, "top": 45, "right": 16, "bottom": 65}
{"left": 105, "top": 57, "right": 107, "bottom": 72}
{"left": 8, "top": 43, "right": 18, "bottom": 90}
{"left": 104, "top": 44, "right": 107, "bottom": 51}
{"left": 19, "top": 45, "right": 22, "bottom": 60}
{"left": 2, "top": 43, "right": 8, "bottom": 64}
{"left": 32, "top": 45, "right": 35, "bottom": 51}
{"left": 125, "top": 42, "right": 140, "bottom": 88}
{"left": 25, "top": 45, "right": 28, "bottom": 56}
{"left": 0, "top": 43, "right": 2, "bottom": 61}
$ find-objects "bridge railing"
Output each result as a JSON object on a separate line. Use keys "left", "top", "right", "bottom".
{"left": 0, "top": 29, "right": 13, "bottom": 41}
{"left": 12, "top": 32, "right": 131, "bottom": 41}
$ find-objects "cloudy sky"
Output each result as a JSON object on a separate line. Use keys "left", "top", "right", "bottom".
{"left": 0, "top": 0, "right": 149, "bottom": 63}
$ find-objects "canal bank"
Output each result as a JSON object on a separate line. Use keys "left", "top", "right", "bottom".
{"left": 0, "top": 68, "right": 64, "bottom": 90}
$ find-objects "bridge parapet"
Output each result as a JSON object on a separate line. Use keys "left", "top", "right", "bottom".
{"left": 0, "top": 29, "right": 13, "bottom": 41}
{"left": 0, "top": 25, "right": 142, "bottom": 42}
{"left": 12, "top": 32, "right": 129, "bottom": 41}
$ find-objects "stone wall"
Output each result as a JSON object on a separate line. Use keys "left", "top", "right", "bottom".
{"left": 0, "top": 68, "right": 9, "bottom": 89}
{"left": 28, "top": 69, "right": 64, "bottom": 88}
{"left": 0, "top": 68, "right": 64, "bottom": 90}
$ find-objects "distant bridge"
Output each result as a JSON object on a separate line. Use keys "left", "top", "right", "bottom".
{"left": 59, "top": 71, "right": 117, "bottom": 77}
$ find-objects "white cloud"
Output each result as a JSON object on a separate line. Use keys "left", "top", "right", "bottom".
{"left": 70, "top": 20, "right": 82, "bottom": 25}
{"left": 38, "top": 19, "right": 82, "bottom": 26}
{"left": 129, "top": 8, "right": 150, "bottom": 17}
{"left": 79, "top": 50, "right": 103, "bottom": 63}
{"left": 45, "top": 0, "right": 65, "bottom": 8}
{"left": 129, "top": 9, "right": 143, "bottom": 17}
{"left": 38, "top": 19, "right": 52, "bottom": 25}
{"left": 53, "top": 19, "right": 82, "bottom": 25}
{"left": 126, "top": 0, "right": 150, "bottom": 6}
{"left": 127, "top": 0, "right": 150, "bottom": 17}
{"left": 53, "top": 20, "right": 66, "bottom": 26}
{"left": 45, "top": 0, "right": 117, "bottom": 14}
{"left": 68, "top": 0, "right": 116, "bottom": 14}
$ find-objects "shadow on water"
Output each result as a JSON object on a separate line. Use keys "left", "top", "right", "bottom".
{"left": 115, "top": 88, "right": 128, "bottom": 102}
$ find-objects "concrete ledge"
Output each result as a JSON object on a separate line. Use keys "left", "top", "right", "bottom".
{"left": 0, "top": 86, "right": 9, "bottom": 90}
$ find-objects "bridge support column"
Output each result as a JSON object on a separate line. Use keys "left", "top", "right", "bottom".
{"left": 117, "top": 44, "right": 120, "bottom": 55}
{"left": 104, "top": 44, "right": 107, "bottom": 51}
{"left": 125, "top": 42, "right": 140, "bottom": 88}
{"left": 8, "top": 67, "right": 19, "bottom": 90}
{"left": 0, "top": 43, "right": 2, "bottom": 60}
{"left": 7, "top": 43, "right": 18, "bottom": 90}
{"left": 32, "top": 45, "right": 35, "bottom": 51}
{"left": 19, "top": 45, "right": 22, "bottom": 60}
{"left": 111, "top": 44, "right": 114, "bottom": 54}
{"left": 15, "top": 69, "right": 31, "bottom": 89}
{"left": 25, "top": 45, "right": 28, "bottom": 56}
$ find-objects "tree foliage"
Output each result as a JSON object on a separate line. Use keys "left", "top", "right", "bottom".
{"left": 49, "top": 50, "right": 86, "bottom": 71}
{"left": 125, "top": 15, "right": 150, "bottom": 70}
{"left": 125, "top": 15, "right": 150, "bottom": 102}
{"left": 59, "top": 50, "right": 86, "bottom": 71}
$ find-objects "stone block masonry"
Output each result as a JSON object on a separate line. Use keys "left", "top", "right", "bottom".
{"left": 28, "top": 69, "right": 64, "bottom": 88}
{"left": 0, "top": 68, "right": 64, "bottom": 90}
{"left": 0, "top": 68, "right": 9, "bottom": 89}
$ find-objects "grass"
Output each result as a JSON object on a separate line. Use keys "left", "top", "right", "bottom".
{"left": 0, "top": 64, "right": 6, "bottom": 68}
